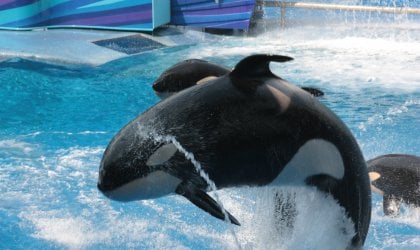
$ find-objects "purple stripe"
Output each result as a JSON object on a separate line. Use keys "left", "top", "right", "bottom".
{"left": 172, "top": 14, "right": 250, "bottom": 24}
{"left": 189, "top": 19, "right": 250, "bottom": 29}
{"left": 173, "top": 0, "right": 208, "bottom": 5}
{"left": 172, "top": 0, "right": 254, "bottom": 12}
{"left": 28, "top": 4, "right": 151, "bottom": 27}
{"left": 4, "top": 0, "right": 126, "bottom": 27}
{"left": 170, "top": 0, "right": 255, "bottom": 29}
{"left": 212, "top": 20, "right": 250, "bottom": 29}
{"left": 0, "top": 0, "right": 36, "bottom": 11}
{"left": 0, "top": 0, "right": 17, "bottom": 6}
{"left": 175, "top": 5, "right": 254, "bottom": 16}
{"left": 55, "top": 10, "right": 151, "bottom": 26}
{"left": 49, "top": 0, "right": 129, "bottom": 17}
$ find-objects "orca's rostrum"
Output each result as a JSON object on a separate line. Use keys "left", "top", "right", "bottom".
{"left": 98, "top": 54, "right": 371, "bottom": 248}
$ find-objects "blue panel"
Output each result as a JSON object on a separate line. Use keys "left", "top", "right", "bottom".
{"left": 153, "top": 0, "right": 170, "bottom": 27}
{"left": 0, "top": 0, "right": 170, "bottom": 31}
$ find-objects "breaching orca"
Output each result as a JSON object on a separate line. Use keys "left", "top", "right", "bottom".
{"left": 152, "top": 58, "right": 324, "bottom": 99}
{"left": 98, "top": 54, "right": 370, "bottom": 248}
{"left": 367, "top": 154, "right": 420, "bottom": 216}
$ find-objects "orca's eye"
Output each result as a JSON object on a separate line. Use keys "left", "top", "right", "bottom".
{"left": 146, "top": 143, "right": 178, "bottom": 166}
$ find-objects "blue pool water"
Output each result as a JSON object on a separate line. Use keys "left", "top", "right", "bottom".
{"left": 1, "top": 24, "right": 420, "bottom": 249}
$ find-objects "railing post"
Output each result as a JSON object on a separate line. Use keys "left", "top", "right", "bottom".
{"left": 280, "top": 1, "right": 286, "bottom": 28}
{"left": 254, "top": 1, "right": 420, "bottom": 31}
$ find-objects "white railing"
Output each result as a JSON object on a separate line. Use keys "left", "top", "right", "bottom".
{"left": 256, "top": 1, "right": 420, "bottom": 27}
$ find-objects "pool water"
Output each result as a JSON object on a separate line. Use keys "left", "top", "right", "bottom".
{"left": 1, "top": 24, "right": 419, "bottom": 249}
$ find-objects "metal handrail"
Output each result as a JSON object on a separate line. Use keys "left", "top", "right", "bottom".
{"left": 254, "top": 1, "right": 420, "bottom": 28}
{"left": 258, "top": 1, "right": 420, "bottom": 14}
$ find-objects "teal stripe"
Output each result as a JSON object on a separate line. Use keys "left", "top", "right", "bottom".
{"left": 180, "top": 12, "right": 251, "bottom": 23}
{"left": 0, "top": 0, "right": 70, "bottom": 24}
{"left": 0, "top": 0, "right": 168, "bottom": 31}
{"left": 0, "top": 2, "right": 41, "bottom": 24}
{"left": 78, "top": 0, "right": 126, "bottom": 9}
{"left": 73, "top": 0, "right": 151, "bottom": 13}
{"left": 49, "top": 24, "right": 154, "bottom": 31}
{"left": 153, "top": 0, "right": 170, "bottom": 27}
{"left": 119, "top": 23, "right": 154, "bottom": 31}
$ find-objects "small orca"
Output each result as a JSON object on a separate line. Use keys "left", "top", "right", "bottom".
{"left": 367, "top": 154, "right": 420, "bottom": 216}
{"left": 152, "top": 58, "right": 324, "bottom": 99}
{"left": 98, "top": 54, "right": 370, "bottom": 248}
{"left": 152, "top": 59, "right": 230, "bottom": 99}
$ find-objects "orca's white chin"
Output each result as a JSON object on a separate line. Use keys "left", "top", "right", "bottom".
{"left": 103, "top": 170, "right": 182, "bottom": 202}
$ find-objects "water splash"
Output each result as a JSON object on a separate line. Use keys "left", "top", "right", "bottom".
{"left": 358, "top": 98, "right": 420, "bottom": 133}
{"left": 135, "top": 126, "right": 242, "bottom": 249}
{"left": 216, "top": 186, "right": 356, "bottom": 249}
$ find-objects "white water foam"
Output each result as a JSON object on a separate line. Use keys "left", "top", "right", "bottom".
{"left": 20, "top": 208, "right": 195, "bottom": 249}
{"left": 216, "top": 186, "right": 355, "bottom": 250}
{"left": 368, "top": 194, "right": 420, "bottom": 249}
{"left": 17, "top": 175, "right": 355, "bottom": 250}
{"left": 22, "top": 131, "right": 108, "bottom": 137}
{"left": 6, "top": 135, "right": 238, "bottom": 249}
{"left": 358, "top": 99, "right": 420, "bottom": 132}
{"left": 0, "top": 139, "right": 39, "bottom": 158}
{"left": 371, "top": 194, "right": 420, "bottom": 229}
{"left": 186, "top": 27, "right": 420, "bottom": 91}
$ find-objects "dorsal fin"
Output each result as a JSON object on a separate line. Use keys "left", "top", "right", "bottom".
{"left": 231, "top": 54, "right": 293, "bottom": 78}
{"left": 229, "top": 54, "right": 294, "bottom": 93}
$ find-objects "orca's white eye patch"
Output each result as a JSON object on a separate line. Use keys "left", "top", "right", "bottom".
{"left": 146, "top": 143, "right": 178, "bottom": 166}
